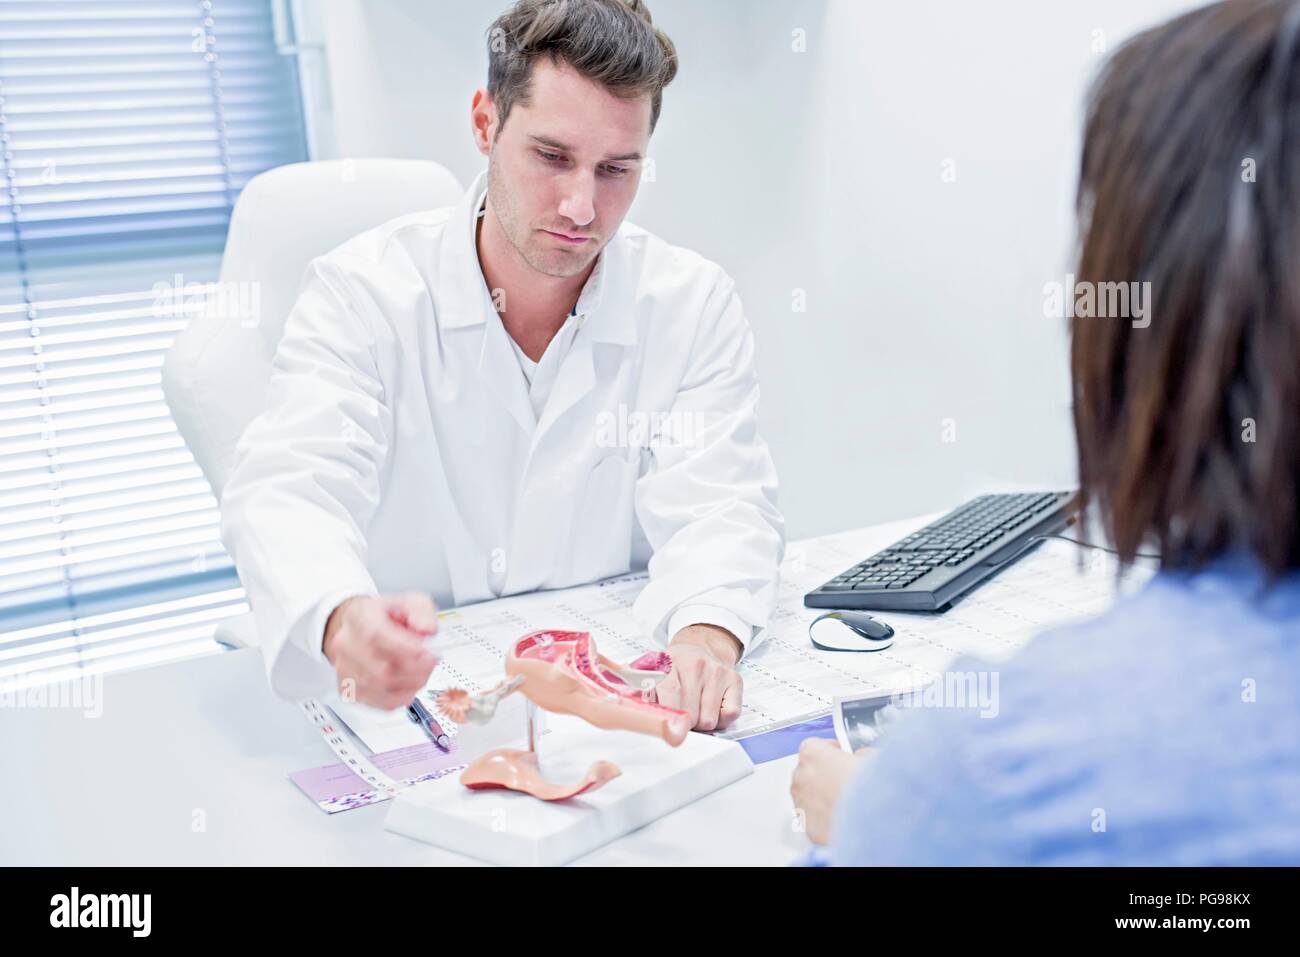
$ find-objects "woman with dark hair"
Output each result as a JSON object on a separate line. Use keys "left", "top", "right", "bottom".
{"left": 792, "top": 0, "right": 1300, "bottom": 865}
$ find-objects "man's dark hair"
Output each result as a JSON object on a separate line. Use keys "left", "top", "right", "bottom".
{"left": 1072, "top": 0, "right": 1300, "bottom": 573}
{"left": 486, "top": 0, "right": 678, "bottom": 134}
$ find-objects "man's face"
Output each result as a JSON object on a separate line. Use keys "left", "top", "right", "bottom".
{"left": 481, "top": 59, "right": 651, "bottom": 278}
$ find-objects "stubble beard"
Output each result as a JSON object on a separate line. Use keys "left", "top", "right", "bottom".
{"left": 486, "top": 154, "right": 600, "bottom": 280}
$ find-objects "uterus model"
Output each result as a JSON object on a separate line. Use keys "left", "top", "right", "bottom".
{"left": 436, "top": 630, "right": 691, "bottom": 801}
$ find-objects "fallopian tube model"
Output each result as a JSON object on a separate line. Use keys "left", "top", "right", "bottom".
{"left": 436, "top": 630, "right": 690, "bottom": 801}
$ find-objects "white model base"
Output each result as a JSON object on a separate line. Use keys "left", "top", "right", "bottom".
{"left": 384, "top": 714, "right": 753, "bottom": 866}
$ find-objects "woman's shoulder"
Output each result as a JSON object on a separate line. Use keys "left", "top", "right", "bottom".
{"left": 831, "top": 564, "right": 1300, "bottom": 864}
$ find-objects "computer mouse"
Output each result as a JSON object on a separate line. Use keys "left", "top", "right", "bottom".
{"left": 809, "top": 610, "right": 895, "bottom": 652}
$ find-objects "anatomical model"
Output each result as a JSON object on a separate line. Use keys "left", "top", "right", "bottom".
{"left": 437, "top": 630, "right": 691, "bottom": 801}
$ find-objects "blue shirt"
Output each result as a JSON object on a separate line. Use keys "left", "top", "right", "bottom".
{"left": 829, "top": 556, "right": 1300, "bottom": 865}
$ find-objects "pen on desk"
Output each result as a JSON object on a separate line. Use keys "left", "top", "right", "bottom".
{"left": 407, "top": 696, "right": 453, "bottom": 752}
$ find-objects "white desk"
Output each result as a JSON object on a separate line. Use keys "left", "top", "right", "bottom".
{"left": 0, "top": 512, "right": 1109, "bottom": 866}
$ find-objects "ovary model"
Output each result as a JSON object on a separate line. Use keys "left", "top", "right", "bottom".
{"left": 436, "top": 630, "right": 691, "bottom": 801}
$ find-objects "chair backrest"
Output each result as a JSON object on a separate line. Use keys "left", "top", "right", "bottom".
{"left": 161, "top": 158, "right": 463, "bottom": 499}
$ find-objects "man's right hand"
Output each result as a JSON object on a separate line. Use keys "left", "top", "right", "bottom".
{"left": 322, "top": 592, "right": 441, "bottom": 709}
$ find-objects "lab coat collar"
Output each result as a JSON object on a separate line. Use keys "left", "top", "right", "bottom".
{"left": 435, "top": 169, "right": 636, "bottom": 346}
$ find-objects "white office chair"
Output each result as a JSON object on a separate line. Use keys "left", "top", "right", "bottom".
{"left": 162, "top": 158, "right": 464, "bottom": 650}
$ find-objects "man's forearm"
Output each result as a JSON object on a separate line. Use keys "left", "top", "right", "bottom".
{"left": 670, "top": 623, "right": 742, "bottom": 666}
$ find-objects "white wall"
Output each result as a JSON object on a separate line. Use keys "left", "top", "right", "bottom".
{"left": 301, "top": 0, "right": 1196, "bottom": 540}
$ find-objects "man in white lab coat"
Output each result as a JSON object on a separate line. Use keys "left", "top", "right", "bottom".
{"left": 220, "top": 0, "right": 784, "bottom": 730}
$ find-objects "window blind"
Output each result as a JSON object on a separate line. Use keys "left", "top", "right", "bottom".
{"left": 0, "top": 0, "right": 309, "bottom": 690}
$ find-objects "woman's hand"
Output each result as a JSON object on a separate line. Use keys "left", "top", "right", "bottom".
{"left": 790, "top": 738, "right": 867, "bottom": 846}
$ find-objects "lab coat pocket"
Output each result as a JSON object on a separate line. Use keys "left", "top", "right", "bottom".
{"left": 566, "top": 453, "right": 640, "bottom": 584}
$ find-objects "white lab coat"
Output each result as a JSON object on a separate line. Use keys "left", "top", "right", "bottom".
{"left": 220, "top": 170, "right": 785, "bottom": 698}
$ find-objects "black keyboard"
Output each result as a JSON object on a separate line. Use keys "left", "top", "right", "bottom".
{"left": 804, "top": 491, "right": 1078, "bottom": 612}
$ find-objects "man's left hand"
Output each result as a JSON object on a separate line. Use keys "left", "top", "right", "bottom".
{"left": 656, "top": 624, "right": 744, "bottom": 731}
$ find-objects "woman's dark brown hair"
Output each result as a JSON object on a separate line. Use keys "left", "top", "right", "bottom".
{"left": 1073, "top": 0, "right": 1300, "bottom": 574}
